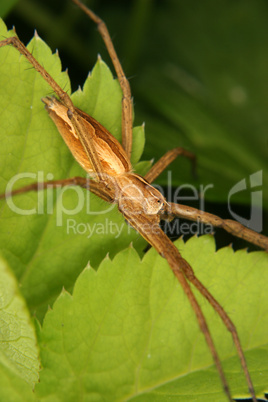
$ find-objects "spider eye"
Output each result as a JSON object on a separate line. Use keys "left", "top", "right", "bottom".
{"left": 156, "top": 198, "right": 164, "bottom": 210}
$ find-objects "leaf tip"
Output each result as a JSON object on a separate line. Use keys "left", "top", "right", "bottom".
{"left": 104, "top": 253, "right": 111, "bottom": 262}
{"left": 34, "top": 30, "right": 40, "bottom": 40}
{"left": 84, "top": 263, "right": 91, "bottom": 271}
{"left": 226, "top": 242, "right": 235, "bottom": 251}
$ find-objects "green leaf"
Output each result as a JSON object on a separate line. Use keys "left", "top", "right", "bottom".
{"left": 36, "top": 236, "right": 268, "bottom": 401}
{"left": 0, "top": 257, "right": 39, "bottom": 401}
{"left": 0, "top": 21, "right": 146, "bottom": 320}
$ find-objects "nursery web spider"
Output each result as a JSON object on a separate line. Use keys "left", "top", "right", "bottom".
{"left": 0, "top": 0, "right": 267, "bottom": 400}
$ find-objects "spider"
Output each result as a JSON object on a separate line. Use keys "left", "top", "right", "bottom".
{"left": 0, "top": 1, "right": 267, "bottom": 401}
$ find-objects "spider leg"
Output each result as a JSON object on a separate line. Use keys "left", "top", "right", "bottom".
{"left": 71, "top": 0, "right": 133, "bottom": 159}
{"left": 121, "top": 209, "right": 235, "bottom": 402}
{"left": 0, "top": 177, "right": 114, "bottom": 204}
{"left": 0, "top": 36, "right": 104, "bottom": 177}
{"left": 182, "top": 264, "right": 257, "bottom": 402}
{"left": 163, "top": 203, "right": 268, "bottom": 251}
{"left": 144, "top": 147, "right": 196, "bottom": 183}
